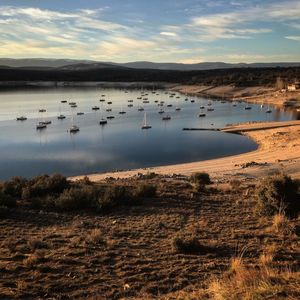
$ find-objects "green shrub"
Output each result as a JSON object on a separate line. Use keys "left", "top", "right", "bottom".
{"left": 96, "top": 185, "right": 133, "bottom": 211}
{"left": 55, "top": 186, "right": 99, "bottom": 211}
{"left": 0, "top": 191, "right": 16, "bottom": 208}
{"left": 133, "top": 184, "right": 157, "bottom": 198}
{"left": 172, "top": 236, "right": 204, "bottom": 254}
{"left": 190, "top": 172, "right": 211, "bottom": 186}
{"left": 1, "top": 176, "right": 27, "bottom": 198}
{"left": 256, "top": 174, "right": 299, "bottom": 217}
{"left": 24, "top": 174, "right": 69, "bottom": 198}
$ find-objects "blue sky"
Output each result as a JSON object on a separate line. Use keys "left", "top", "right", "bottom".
{"left": 0, "top": 0, "right": 299, "bottom": 62}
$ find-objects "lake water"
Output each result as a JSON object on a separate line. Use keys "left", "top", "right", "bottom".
{"left": 0, "top": 87, "right": 297, "bottom": 180}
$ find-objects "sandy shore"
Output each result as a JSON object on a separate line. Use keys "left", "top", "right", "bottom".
{"left": 70, "top": 120, "right": 300, "bottom": 182}
{"left": 172, "top": 84, "right": 300, "bottom": 109}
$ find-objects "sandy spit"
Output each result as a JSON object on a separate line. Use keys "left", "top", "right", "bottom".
{"left": 70, "top": 120, "right": 300, "bottom": 182}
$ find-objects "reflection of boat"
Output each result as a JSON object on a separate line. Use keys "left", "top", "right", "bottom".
{"left": 162, "top": 115, "right": 171, "bottom": 121}
{"left": 141, "top": 113, "right": 152, "bottom": 129}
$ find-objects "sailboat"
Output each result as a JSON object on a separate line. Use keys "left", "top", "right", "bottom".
{"left": 162, "top": 114, "right": 171, "bottom": 121}
{"left": 57, "top": 106, "right": 66, "bottom": 120}
{"left": 69, "top": 114, "right": 79, "bottom": 133}
{"left": 141, "top": 113, "right": 152, "bottom": 129}
{"left": 266, "top": 103, "right": 272, "bottom": 113}
{"left": 245, "top": 104, "right": 252, "bottom": 110}
{"left": 36, "top": 111, "right": 46, "bottom": 130}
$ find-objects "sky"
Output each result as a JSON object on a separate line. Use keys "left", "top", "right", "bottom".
{"left": 0, "top": 0, "right": 299, "bottom": 63}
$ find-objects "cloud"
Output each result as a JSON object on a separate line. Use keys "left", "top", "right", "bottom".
{"left": 285, "top": 36, "right": 300, "bottom": 41}
{"left": 160, "top": 31, "right": 177, "bottom": 37}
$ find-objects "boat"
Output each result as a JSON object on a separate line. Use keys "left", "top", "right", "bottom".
{"left": 138, "top": 107, "right": 144, "bottom": 111}
{"left": 61, "top": 100, "right": 67, "bottom": 103}
{"left": 175, "top": 107, "right": 181, "bottom": 111}
{"left": 39, "top": 120, "right": 52, "bottom": 125}
{"left": 128, "top": 104, "right": 133, "bottom": 107}
{"left": 199, "top": 113, "right": 206, "bottom": 117}
{"left": 143, "top": 100, "right": 150, "bottom": 103}
{"left": 154, "top": 100, "right": 158, "bottom": 103}
{"left": 70, "top": 125, "right": 79, "bottom": 133}
{"left": 107, "top": 101, "right": 112, "bottom": 105}
{"left": 119, "top": 110, "right": 126, "bottom": 114}
{"left": 36, "top": 123, "right": 47, "bottom": 130}
{"left": 57, "top": 114, "right": 66, "bottom": 120}
{"left": 266, "top": 104, "right": 272, "bottom": 113}
{"left": 200, "top": 106, "right": 205, "bottom": 109}
{"left": 162, "top": 115, "right": 171, "bottom": 121}
{"left": 158, "top": 109, "right": 165, "bottom": 114}
{"left": 101, "top": 94, "right": 106, "bottom": 97}
{"left": 77, "top": 112, "right": 84, "bottom": 115}
{"left": 128, "top": 100, "right": 133, "bottom": 103}
{"left": 191, "top": 100, "right": 195, "bottom": 103}
{"left": 99, "top": 118, "right": 108, "bottom": 125}
{"left": 69, "top": 102, "right": 76, "bottom": 106}
{"left": 39, "top": 109, "right": 46, "bottom": 113}
{"left": 99, "top": 99, "right": 105, "bottom": 102}
{"left": 107, "top": 116, "right": 115, "bottom": 119}
{"left": 167, "top": 104, "right": 173, "bottom": 107}
{"left": 207, "top": 108, "right": 214, "bottom": 112}
{"left": 92, "top": 106, "right": 100, "bottom": 111}
{"left": 70, "top": 104, "right": 77, "bottom": 108}
{"left": 245, "top": 105, "right": 252, "bottom": 110}
{"left": 106, "top": 108, "right": 112, "bottom": 112}
{"left": 141, "top": 113, "right": 152, "bottom": 129}
{"left": 16, "top": 116, "right": 27, "bottom": 121}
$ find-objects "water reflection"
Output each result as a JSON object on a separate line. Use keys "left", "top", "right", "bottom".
{"left": 0, "top": 87, "right": 297, "bottom": 179}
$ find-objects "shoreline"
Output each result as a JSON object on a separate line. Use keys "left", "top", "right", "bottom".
{"left": 171, "top": 84, "right": 300, "bottom": 110}
{"left": 70, "top": 120, "right": 300, "bottom": 182}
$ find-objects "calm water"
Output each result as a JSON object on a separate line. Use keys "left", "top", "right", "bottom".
{"left": 0, "top": 87, "right": 297, "bottom": 180}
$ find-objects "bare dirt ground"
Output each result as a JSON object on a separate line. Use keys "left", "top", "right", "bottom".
{"left": 0, "top": 177, "right": 299, "bottom": 299}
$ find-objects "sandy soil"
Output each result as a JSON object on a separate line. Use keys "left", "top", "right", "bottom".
{"left": 71, "top": 120, "right": 300, "bottom": 182}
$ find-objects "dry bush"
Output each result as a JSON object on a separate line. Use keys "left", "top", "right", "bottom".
{"left": 255, "top": 174, "right": 299, "bottom": 217}
{"left": 172, "top": 236, "right": 204, "bottom": 254}
{"left": 85, "top": 229, "right": 106, "bottom": 246}
{"left": 190, "top": 172, "right": 211, "bottom": 192}
{"left": 0, "top": 191, "right": 16, "bottom": 208}
{"left": 28, "top": 239, "right": 50, "bottom": 251}
{"left": 23, "top": 250, "right": 46, "bottom": 268}
{"left": 133, "top": 184, "right": 157, "bottom": 198}
{"left": 271, "top": 212, "right": 295, "bottom": 235}
{"left": 229, "top": 179, "right": 242, "bottom": 191}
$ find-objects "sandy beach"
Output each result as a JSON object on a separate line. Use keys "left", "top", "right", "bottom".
{"left": 71, "top": 120, "right": 300, "bottom": 182}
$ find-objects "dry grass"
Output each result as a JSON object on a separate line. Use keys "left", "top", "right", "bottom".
{"left": 0, "top": 175, "right": 298, "bottom": 299}
{"left": 208, "top": 250, "right": 299, "bottom": 300}
{"left": 271, "top": 212, "right": 295, "bottom": 235}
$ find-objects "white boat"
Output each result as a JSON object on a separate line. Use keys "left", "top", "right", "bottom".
{"left": 69, "top": 114, "right": 79, "bottom": 133}
{"left": 141, "top": 113, "right": 152, "bottom": 129}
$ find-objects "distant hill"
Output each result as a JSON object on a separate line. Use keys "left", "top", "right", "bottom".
{"left": 1, "top": 58, "right": 300, "bottom": 71}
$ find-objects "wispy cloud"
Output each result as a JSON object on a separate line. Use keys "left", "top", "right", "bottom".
{"left": 285, "top": 36, "right": 300, "bottom": 41}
